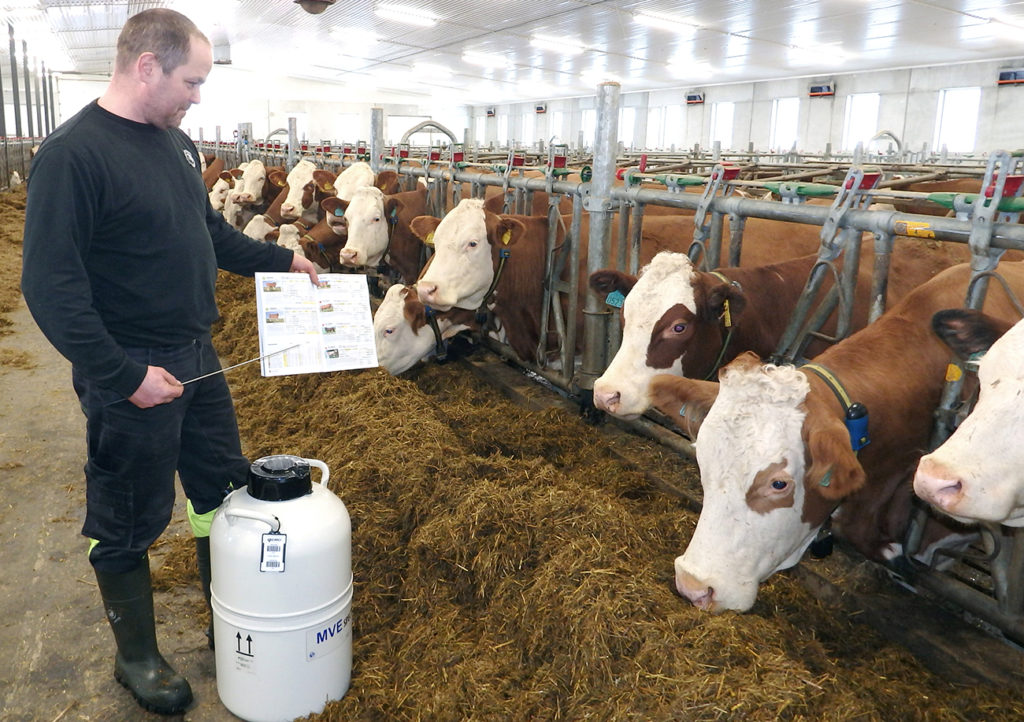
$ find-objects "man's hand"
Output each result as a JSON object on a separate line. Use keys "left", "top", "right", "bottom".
{"left": 129, "top": 365, "right": 184, "bottom": 408}
{"left": 290, "top": 253, "right": 321, "bottom": 285}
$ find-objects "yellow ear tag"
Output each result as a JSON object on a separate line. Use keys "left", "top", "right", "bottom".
{"left": 501, "top": 229, "right": 512, "bottom": 245}
{"left": 424, "top": 231, "right": 435, "bottom": 247}
{"left": 324, "top": 182, "right": 334, "bottom": 190}
{"left": 722, "top": 299, "right": 732, "bottom": 328}
{"left": 945, "top": 363, "right": 963, "bottom": 382}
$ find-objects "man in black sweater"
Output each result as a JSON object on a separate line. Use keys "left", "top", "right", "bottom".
{"left": 21, "top": 8, "right": 319, "bottom": 715}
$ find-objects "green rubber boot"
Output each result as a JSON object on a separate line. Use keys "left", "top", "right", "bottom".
{"left": 194, "top": 536, "right": 215, "bottom": 650}
{"left": 94, "top": 560, "right": 194, "bottom": 715}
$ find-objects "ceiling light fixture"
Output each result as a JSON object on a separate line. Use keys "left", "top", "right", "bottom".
{"left": 462, "top": 50, "right": 512, "bottom": 70}
{"left": 375, "top": 3, "right": 438, "bottom": 27}
{"left": 294, "top": 0, "right": 336, "bottom": 14}
{"left": 634, "top": 11, "right": 698, "bottom": 35}
{"left": 530, "top": 34, "right": 584, "bottom": 56}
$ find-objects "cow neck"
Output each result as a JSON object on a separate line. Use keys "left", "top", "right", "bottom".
{"left": 701, "top": 271, "right": 739, "bottom": 381}
{"left": 378, "top": 205, "right": 400, "bottom": 270}
{"left": 477, "top": 242, "right": 511, "bottom": 321}
{"left": 423, "top": 305, "right": 449, "bottom": 361}
{"left": 302, "top": 232, "right": 341, "bottom": 274}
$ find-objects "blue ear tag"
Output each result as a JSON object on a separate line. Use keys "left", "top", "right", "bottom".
{"left": 333, "top": 207, "right": 344, "bottom": 217}
{"left": 605, "top": 290, "right": 625, "bottom": 308}
{"left": 845, "top": 402, "right": 870, "bottom": 451}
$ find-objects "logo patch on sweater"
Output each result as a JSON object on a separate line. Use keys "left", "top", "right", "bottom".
{"left": 183, "top": 149, "right": 196, "bottom": 168}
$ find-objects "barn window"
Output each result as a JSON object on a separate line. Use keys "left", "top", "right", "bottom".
{"left": 618, "top": 106, "right": 636, "bottom": 149}
{"left": 710, "top": 101, "right": 734, "bottom": 150}
{"left": 522, "top": 111, "right": 536, "bottom": 146}
{"left": 550, "top": 110, "right": 564, "bottom": 143}
{"left": 770, "top": 97, "right": 800, "bottom": 152}
{"left": 581, "top": 108, "right": 597, "bottom": 149}
{"left": 498, "top": 114, "right": 509, "bottom": 146}
{"left": 933, "top": 86, "right": 980, "bottom": 154}
{"left": 645, "top": 106, "right": 664, "bottom": 149}
{"left": 841, "top": 92, "right": 880, "bottom": 152}
{"left": 664, "top": 104, "right": 685, "bottom": 149}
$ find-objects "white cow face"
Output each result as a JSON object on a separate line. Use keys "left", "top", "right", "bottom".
{"left": 335, "top": 161, "right": 375, "bottom": 201}
{"left": 651, "top": 356, "right": 854, "bottom": 612}
{"left": 209, "top": 176, "right": 231, "bottom": 211}
{"left": 373, "top": 284, "right": 474, "bottom": 375}
{"left": 594, "top": 253, "right": 698, "bottom": 419}
{"left": 228, "top": 159, "right": 267, "bottom": 206}
{"left": 279, "top": 159, "right": 318, "bottom": 221}
{"left": 915, "top": 318, "right": 1024, "bottom": 526}
{"left": 415, "top": 198, "right": 524, "bottom": 311}
{"left": 339, "top": 186, "right": 390, "bottom": 268}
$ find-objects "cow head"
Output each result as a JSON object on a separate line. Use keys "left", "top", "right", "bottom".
{"left": 914, "top": 310, "right": 1024, "bottom": 525}
{"left": 279, "top": 159, "right": 319, "bottom": 221}
{"left": 413, "top": 198, "right": 526, "bottom": 311}
{"left": 229, "top": 159, "right": 267, "bottom": 206}
{"left": 339, "top": 186, "right": 395, "bottom": 268}
{"left": 242, "top": 213, "right": 278, "bottom": 241}
{"left": 321, "top": 196, "right": 349, "bottom": 237}
{"left": 650, "top": 353, "right": 864, "bottom": 612}
{"left": 374, "top": 283, "right": 476, "bottom": 375}
{"left": 335, "top": 161, "right": 375, "bottom": 201}
{"left": 591, "top": 252, "right": 746, "bottom": 419}
{"left": 209, "top": 174, "right": 234, "bottom": 211}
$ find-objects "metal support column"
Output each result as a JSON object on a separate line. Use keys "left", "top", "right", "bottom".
{"left": 40, "top": 62, "right": 50, "bottom": 135}
{"left": 578, "top": 82, "right": 620, "bottom": 394}
{"left": 47, "top": 70, "right": 56, "bottom": 130}
{"left": 9, "top": 25, "right": 22, "bottom": 137}
{"left": 33, "top": 56, "right": 43, "bottom": 136}
{"left": 22, "top": 40, "right": 33, "bottom": 138}
{"left": 370, "top": 107, "right": 384, "bottom": 174}
{"left": 287, "top": 117, "right": 298, "bottom": 167}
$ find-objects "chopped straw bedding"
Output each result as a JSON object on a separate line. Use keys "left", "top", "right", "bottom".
{"left": 2, "top": 185, "right": 1022, "bottom": 721}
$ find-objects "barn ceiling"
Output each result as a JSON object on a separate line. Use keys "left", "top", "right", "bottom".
{"left": 3, "top": 0, "right": 1024, "bottom": 105}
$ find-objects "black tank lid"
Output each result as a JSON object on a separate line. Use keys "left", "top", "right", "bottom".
{"left": 248, "top": 455, "right": 313, "bottom": 502}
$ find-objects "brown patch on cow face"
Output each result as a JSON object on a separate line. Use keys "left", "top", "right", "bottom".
{"left": 646, "top": 304, "right": 697, "bottom": 369}
{"left": 745, "top": 460, "right": 796, "bottom": 514}
{"left": 401, "top": 288, "right": 429, "bottom": 333}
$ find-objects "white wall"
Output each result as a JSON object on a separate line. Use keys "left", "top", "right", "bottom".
{"left": 40, "top": 57, "right": 1024, "bottom": 156}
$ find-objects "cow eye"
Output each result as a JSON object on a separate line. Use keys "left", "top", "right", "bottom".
{"left": 374, "top": 216, "right": 381, "bottom": 222}
{"left": 672, "top": 323, "right": 687, "bottom": 334}
{"left": 468, "top": 240, "right": 478, "bottom": 248}
{"left": 771, "top": 479, "right": 788, "bottom": 491}
{"left": 383, "top": 328, "right": 394, "bottom": 336}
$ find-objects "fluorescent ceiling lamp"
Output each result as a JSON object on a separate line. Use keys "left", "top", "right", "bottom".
{"left": 634, "top": 11, "right": 698, "bottom": 35}
{"left": 375, "top": 3, "right": 437, "bottom": 27}
{"left": 414, "top": 62, "right": 451, "bottom": 77}
{"left": 531, "top": 34, "right": 584, "bottom": 55}
{"left": 462, "top": 50, "right": 512, "bottom": 70}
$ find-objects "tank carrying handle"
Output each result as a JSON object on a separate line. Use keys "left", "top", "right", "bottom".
{"left": 303, "top": 458, "right": 330, "bottom": 486}
{"left": 223, "top": 508, "right": 281, "bottom": 532}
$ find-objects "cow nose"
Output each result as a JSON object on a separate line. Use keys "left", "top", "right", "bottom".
{"left": 676, "top": 570, "right": 715, "bottom": 611}
{"left": 913, "top": 460, "right": 965, "bottom": 511}
{"left": 280, "top": 204, "right": 297, "bottom": 219}
{"left": 593, "top": 388, "right": 620, "bottom": 414}
{"left": 339, "top": 248, "right": 359, "bottom": 265}
{"left": 418, "top": 283, "right": 438, "bottom": 304}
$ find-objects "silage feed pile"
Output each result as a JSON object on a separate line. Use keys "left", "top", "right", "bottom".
{"left": 211, "top": 269, "right": 1023, "bottom": 722}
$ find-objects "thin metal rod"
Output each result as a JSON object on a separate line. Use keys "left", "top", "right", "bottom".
{"left": 181, "top": 344, "right": 300, "bottom": 385}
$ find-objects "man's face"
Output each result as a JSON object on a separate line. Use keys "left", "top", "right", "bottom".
{"left": 147, "top": 37, "right": 212, "bottom": 129}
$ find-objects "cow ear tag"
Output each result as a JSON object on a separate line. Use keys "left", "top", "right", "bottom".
{"left": 945, "top": 363, "right": 963, "bottom": 382}
{"left": 333, "top": 207, "right": 344, "bottom": 217}
{"left": 721, "top": 299, "right": 732, "bottom": 327}
{"left": 605, "top": 290, "right": 625, "bottom": 309}
{"left": 501, "top": 229, "right": 512, "bottom": 245}
{"left": 424, "top": 232, "right": 435, "bottom": 247}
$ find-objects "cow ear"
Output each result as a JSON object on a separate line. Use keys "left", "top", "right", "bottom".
{"left": 805, "top": 421, "right": 866, "bottom": 500}
{"left": 494, "top": 217, "right": 526, "bottom": 247}
{"left": 384, "top": 197, "right": 403, "bottom": 221}
{"left": 229, "top": 168, "right": 244, "bottom": 179}
{"left": 267, "top": 229, "right": 280, "bottom": 242}
{"left": 648, "top": 374, "right": 719, "bottom": 437}
{"left": 375, "top": 170, "right": 399, "bottom": 194}
{"left": 321, "top": 196, "right": 348, "bottom": 215}
{"left": 410, "top": 215, "right": 443, "bottom": 245}
{"left": 705, "top": 279, "right": 747, "bottom": 325}
{"left": 931, "top": 308, "right": 1014, "bottom": 360}
{"left": 268, "top": 170, "right": 288, "bottom": 187}
{"left": 218, "top": 170, "right": 234, "bottom": 182}
{"left": 312, "top": 170, "right": 336, "bottom": 193}
{"left": 589, "top": 269, "right": 637, "bottom": 296}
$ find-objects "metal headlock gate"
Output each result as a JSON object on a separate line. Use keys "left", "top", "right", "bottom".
{"left": 144, "top": 86, "right": 1024, "bottom": 647}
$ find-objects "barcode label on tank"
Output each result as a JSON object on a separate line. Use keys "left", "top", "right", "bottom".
{"left": 260, "top": 533, "right": 287, "bottom": 572}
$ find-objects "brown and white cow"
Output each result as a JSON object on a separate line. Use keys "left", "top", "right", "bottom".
{"left": 374, "top": 283, "right": 479, "bottom": 374}
{"left": 589, "top": 236, "right": 975, "bottom": 419}
{"left": 275, "top": 159, "right": 335, "bottom": 224}
{"left": 647, "top": 261, "right": 1024, "bottom": 612}
{"left": 913, "top": 309, "right": 1024, "bottom": 525}
{"left": 337, "top": 185, "right": 430, "bottom": 282}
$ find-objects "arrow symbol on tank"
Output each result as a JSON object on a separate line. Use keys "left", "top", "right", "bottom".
{"left": 236, "top": 631, "right": 254, "bottom": 657}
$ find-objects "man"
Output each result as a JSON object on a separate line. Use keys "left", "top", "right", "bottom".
{"left": 21, "top": 9, "right": 319, "bottom": 715}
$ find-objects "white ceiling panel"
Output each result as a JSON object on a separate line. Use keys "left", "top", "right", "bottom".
{"left": 1, "top": 0, "right": 1024, "bottom": 103}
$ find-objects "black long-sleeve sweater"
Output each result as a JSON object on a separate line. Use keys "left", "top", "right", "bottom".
{"left": 21, "top": 101, "right": 294, "bottom": 398}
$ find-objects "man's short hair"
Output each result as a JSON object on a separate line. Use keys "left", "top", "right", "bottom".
{"left": 116, "top": 8, "right": 208, "bottom": 74}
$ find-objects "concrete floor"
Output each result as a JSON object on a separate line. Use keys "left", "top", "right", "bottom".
{"left": 0, "top": 298, "right": 232, "bottom": 721}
